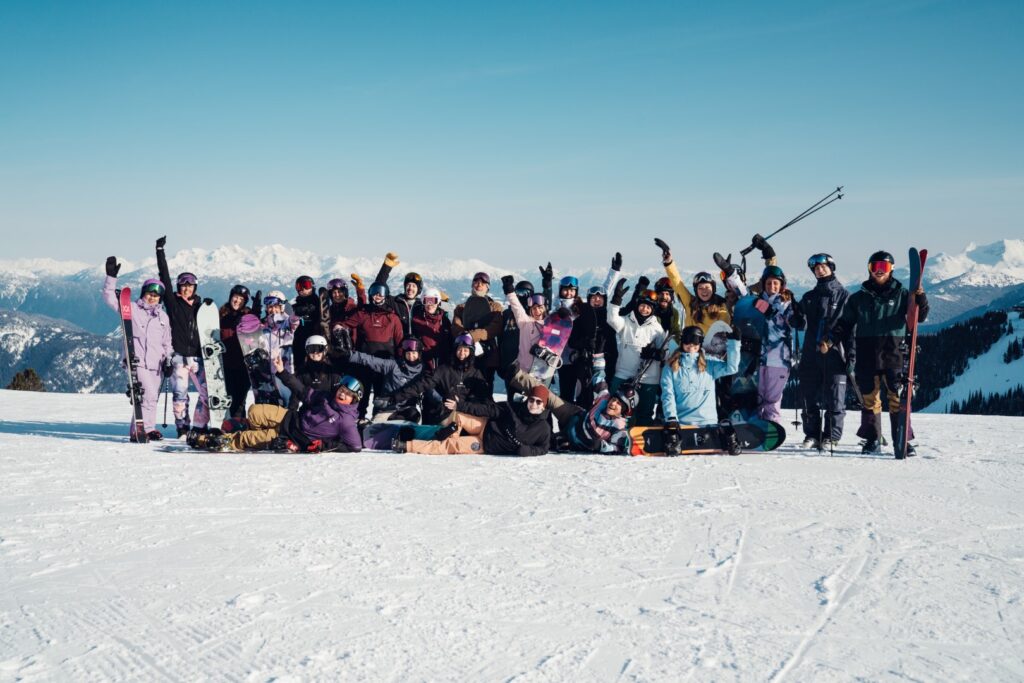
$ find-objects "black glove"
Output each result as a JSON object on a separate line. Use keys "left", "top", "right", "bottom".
{"left": 915, "top": 290, "right": 928, "bottom": 308}
{"left": 251, "top": 290, "right": 263, "bottom": 318}
{"left": 501, "top": 275, "right": 516, "bottom": 294}
{"left": 162, "top": 358, "right": 174, "bottom": 378}
{"left": 654, "top": 237, "right": 672, "bottom": 264}
{"left": 727, "top": 324, "right": 741, "bottom": 341}
{"left": 665, "top": 418, "right": 679, "bottom": 431}
{"left": 611, "top": 278, "right": 630, "bottom": 306}
{"left": 156, "top": 236, "right": 166, "bottom": 250}
{"left": 105, "top": 256, "right": 121, "bottom": 278}
{"left": 751, "top": 233, "right": 776, "bottom": 260}
{"left": 713, "top": 252, "right": 741, "bottom": 279}
{"left": 539, "top": 262, "right": 553, "bottom": 286}
{"left": 611, "top": 252, "right": 622, "bottom": 271}
{"left": 203, "top": 297, "right": 214, "bottom": 306}
{"left": 639, "top": 343, "right": 663, "bottom": 361}
{"left": 636, "top": 275, "right": 650, "bottom": 293}
{"left": 789, "top": 299, "right": 805, "bottom": 329}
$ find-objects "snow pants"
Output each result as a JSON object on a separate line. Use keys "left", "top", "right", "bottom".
{"left": 855, "top": 369, "right": 915, "bottom": 442}
{"left": 757, "top": 366, "right": 790, "bottom": 423}
{"left": 129, "top": 366, "right": 163, "bottom": 437}
{"left": 229, "top": 404, "right": 288, "bottom": 450}
{"left": 406, "top": 412, "right": 487, "bottom": 454}
{"left": 224, "top": 363, "right": 250, "bottom": 419}
{"left": 171, "top": 354, "right": 209, "bottom": 430}
{"left": 799, "top": 365, "right": 846, "bottom": 442}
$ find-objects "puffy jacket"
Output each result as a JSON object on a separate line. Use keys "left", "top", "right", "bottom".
{"left": 795, "top": 274, "right": 851, "bottom": 372}
{"left": 663, "top": 260, "right": 731, "bottom": 333}
{"left": 567, "top": 390, "right": 630, "bottom": 454}
{"left": 742, "top": 291, "right": 797, "bottom": 369}
{"left": 505, "top": 292, "right": 546, "bottom": 371}
{"left": 263, "top": 314, "right": 296, "bottom": 373}
{"left": 832, "top": 277, "right": 929, "bottom": 374}
{"left": 156, "top": 248, "right": 202, "bottom": 356}
{"left": 343, "top": 305, "right": 404, "bottom": 357}
{"left": 278, "top": 372, "right": 362, "bottom": 452}
{"left": 661, "top": 339, "right": 741, "bottom": 426}
{"left": 103, "top": 275, "right": 173, "bottom": 371}
{"left": 607, "top": 304, "right": 669, "bottom": 385}
{"left": 460, "top": 400, "right": 551, "bottom": 457}
{"left": 410, "top": 305, "right": 452, "bottom": 371}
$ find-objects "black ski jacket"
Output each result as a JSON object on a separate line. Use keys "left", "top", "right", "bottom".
{"left": 391, "top": 359, "right": 493, "bottom": 423}
{"left": 288, "top": 360, "right": 342, "bottom": 410}
{"left": 459, "top": 400, "right": 551, "bottom": 457}
{"left": 795, "top": 275, "right": 851, "bottom": 373}
{"left": 157, "top": 247, "right": 202, "bottom": 357}
{"left": 219, "top": 303, "right": 251, "bottom": 372}
{"left": 831, "top": 277, "right": 929, "bottom": 374}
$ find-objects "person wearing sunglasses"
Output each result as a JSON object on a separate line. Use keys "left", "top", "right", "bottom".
{"left": 102, "top": 256, "right": 173, "bottom": 442}
{"left": 156, "top": 235, "right": 212, "bottom": 437}
{"left": 827, "top": 251, "right": 930, "bottom": 455}
{"left": 395, "top": 385, "right": 551, "bottom": 456}
{"left": 792, "top": 253, "right": 851, "bottom": 449}
{"left": 333, "top": 336, "right": 427, "bottom": 422}
{"left": 286, "top": 335, "right": 342, "bottom": 411}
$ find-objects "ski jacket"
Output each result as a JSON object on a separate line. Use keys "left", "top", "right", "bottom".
{"left": 831, "top": 277, "right": 930, "bottom": 374}
{"left": 795, "top": 274, "right": 851, "bottom": 372}
{"left": 347, "top": 350, "right": 425, "bottom": 396}
{"left": 391, "top": 360, "right": 493, "bottom": 413}
{"left": 505, "top": 291, "right": 546, "bottom": 372}
{"left": 219, "top": 304, "right": 251, "bottom": 372}
{"left": 277, "top": 372, "right": 362, "bottom": 452}
{"left": 567, "top": 390, "right": 630, "bottom": 454}
{"left": 459, "top": 400, "right": 551, "bottom": 457}
{"left": 323, "top": 297, "right": 360, "bottom": 335}
{"left": 410, "top": 304, "right": 452, "bottom": 371}
{"left": 755, "top": 291, "right": 797, "bottom": 369}
{"left": 663, "top": 260, "right": 731, "bottom": 333}
{"left": 291, "top": 292, "right": 322, "bottom": 347}
{"left": 654, "top": 303, "right": 682, "bottom": 337}
{"left": 288, "top": 360, "right": 342, "bottom": 410}
{"left": 661, "top": 339, "right": 741, "bottom": 426}
{"left": 342, "top": 305, "right": 404, "bottom": 357}
{"left": 263, "top": 314, "right": 296, "bottom": 373}
{"left": 452, "top": 296, "right": 504, "bottom": 367}
{"left": 607, "top": 304, "right": 669, "bottom": 385}
{"left": 156, "top": 247, "right": 202, "bottom": 357}
{"left": 103, "top": 276, "right": 173, "bottom": 371}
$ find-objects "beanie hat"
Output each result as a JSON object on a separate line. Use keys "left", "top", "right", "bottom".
{"left": 528, "top": 385, "right": 549, "bottom": 404}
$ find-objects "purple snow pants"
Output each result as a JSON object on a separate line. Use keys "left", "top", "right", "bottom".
{"left": 130, "top": 366, "right": 164, "bottom": 437}
{"left": 758, "top": 366, "right": 790, "bottom": 423}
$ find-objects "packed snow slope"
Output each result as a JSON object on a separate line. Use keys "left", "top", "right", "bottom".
{"left": 2, "top": 390, "right": 1023, "bottom": 681}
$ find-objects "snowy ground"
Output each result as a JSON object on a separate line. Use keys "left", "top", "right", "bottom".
{"left": 1, "top": 390, "right": 1023, "bottom": 682}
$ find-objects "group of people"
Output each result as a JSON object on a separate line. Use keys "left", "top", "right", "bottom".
{"left": 102, "top": 233, "right": 928, "bottom": 456}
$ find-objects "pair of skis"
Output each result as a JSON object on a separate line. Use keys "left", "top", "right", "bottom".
{"left": 895, "top": 247, "right": 928, "bottom": 460}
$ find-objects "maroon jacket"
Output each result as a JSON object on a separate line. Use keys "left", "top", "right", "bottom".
{"left": 411, "top": 304, "right": 452, "bottom": 370}
{"left": 343, "top": 305, "right": 404, "bottom": 357}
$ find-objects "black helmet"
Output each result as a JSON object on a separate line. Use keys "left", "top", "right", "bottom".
{"left": 807, "top": 253, "right": 836, "bottom": 273}
{"left": 692, "top": 271, "right": 717, "bottom": 295}
{"left": 403, "top": 272, "right": 423, "bottom": 294}
{"left": 514, "top": 280, "right": 534, "bottom": 299}
{"left": 868, "top": 251, "right": 895, "bottom": 266}
{"left": 613, "top": 384, "right": 638, "bottom": 416}
{"left": 680, "top": 325, "right": 705, "bottom": 346}
{"left": 654, "top": 276, "right": 673, "bottom": 293}
{"left": 229, "top": 284, "right": 250, "bottom": 303}
{"left": 295, "top": 275, "right": 315, "bottom": 293}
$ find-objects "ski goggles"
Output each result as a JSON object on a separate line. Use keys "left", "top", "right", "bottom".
{"left": 327, "top": 278, "right": 349, "bottom": 294}
{"left": 142, "top": 282, "right": 165, "bottom": 296}
{"left": 869, "top": 260, "right": 893, "bottom": 275}
{"left": 368, "top": 284, "right": 388, "bottom": 298}
{"left": 693, "top": 272, "right": 715, "bottom": 286}
{"left": 453, "top": 333, "right": 474, "bottom": 349}
{"left": 807, "top": 253, "right": 832, "bottom": 268}
{"left": 559, "top": 276, "right": 579, "bottom": 289}
{"left": 422, "top": 295, "right": 440, "bottom": 306}
{"left": 176, "top": 272, "right": 197, "bottom": 287}
{"left": 306, "top": 345, "right": 327, "bottom": 355}
{"left": 527, "top": 294, "right": 547, "bottom": 308}
{"left": 587, "top": 285, "right": 606, "bottom": 298}
{"left": 335, "top": 375, "right": 363, "bottom": 400}
{"left": 400, "top": 338, "right": 423, "bottom": 353}
{"left": 263, "top": 295, "right": 285, "bottom": 307}
{"left": 295, "top": 276, "right": 315, "bottom": 292}
{"left": 472, "top": 272, "right": 490, "bottom": 285}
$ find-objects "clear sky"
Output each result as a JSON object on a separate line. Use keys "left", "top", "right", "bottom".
{"left": 1, "top": 0, "right": 1021, "bottom": 276}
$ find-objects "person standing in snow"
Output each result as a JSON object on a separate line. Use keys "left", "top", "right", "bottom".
{"left": 607, "top": 277, "right": 670, "bottom": 426}
{"left": 451, "top": 272, "right": 504, "bottom": 393}
{"left": 102, "top": 256, "right": 173, "bottom": 442}
{"left": 558, "top": 254, "right": 619, "bottom": 407}
{"left": 290, "top": 275, "right": 322, "bottom": 374}
{"left": 260, "top": 290, "right": 301, "bottom": 404}
{"left": 219, "top": 284, "right": 254, "bottom": 419}
{"left": 155, "top": 236, "right": 210, "bottom": 436}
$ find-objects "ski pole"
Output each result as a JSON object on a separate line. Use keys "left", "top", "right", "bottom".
{"left": 741, "top": 187, "right": 843, "bottom": 256}
{"left": 161, "top": 376, "right": 169, "bottom": 428}
{"left": 791, "top": 328, "right": 802, "bottom": 431}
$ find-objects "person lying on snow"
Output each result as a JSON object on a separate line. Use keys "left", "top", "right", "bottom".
{"left": 190, "top": 356, "right": 363, "bottom": 453}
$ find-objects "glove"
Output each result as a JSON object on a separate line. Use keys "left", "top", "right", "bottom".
{"left": 665, "top": 418, "right": 679, "bottom": 431}
{"left": 751, "top": 233, "right": 776, "bottom": 260}
{"left": 162, "top": 358, "right": 174, "bottom": 378}
{"left": 713, "top": 252, "right": 741, "bottom": 279}
{"left": 611, "top": 278, "right": 630, "bottom": 306}
{"left": 306, "top": 439, "right": 324, "bottom": 453}
{"left": 384, "top": 252, "right": 399, "bottom": 268}
{"left": 639, "top": 344, "right": 663, "bottom": 361}
{"left": 915, "top": 290, "right": 928, "bottom": 308}
{"left": 156, "top": 236, "right": 166, "bottom": 250}
{"left": 539, "top": 262, "right": 553, "bottom": 285}
{"left": 654, "top": 237, "right": 672, "bottom": 264}
{"left": 289, "top": 315, "right": 301, "bottom": 331}
{"left": 611, "top": 252, "right": 622, "bottom": 271}
{"left": 501, "top": 275, "right": 516, "bottom": 295}
{"left": 439, "top": 289, "right": 450, "bottom": 303}
{"left": 636, "top": 275, "right": 650, "bottom": 293}
{"left": 350, "top": 273, "right": 364, "bottom": 289}
{"left": 251, "top": 290, "right": 262, "bottom": 318}
{"left": 105, "top": 256, "right": 121, "bottom": 277}
{"left": 203, "top": 297, "right": 214, "bottom": 306}
{"left": 727, "top": 325, "right": 741, "bottom": 341}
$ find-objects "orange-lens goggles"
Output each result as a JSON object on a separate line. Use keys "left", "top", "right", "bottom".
{"left": 869, "top": 260, "right": 893, "bottom": 274}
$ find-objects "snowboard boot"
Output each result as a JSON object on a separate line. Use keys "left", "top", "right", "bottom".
{"left": 146, "top": 430, "right": 164, "bottom": 442}
{"left": 391, "top": 437, "right": 409, "bottom": 453}
{"left": 801, "top": 436, "right": 820, "bottom": 449}
{"left": 187, "top": 430, "right": 230, "bottom": 452}
{"left": 550, "top": 432, "right": 572, "bottom": 452}
{"left": 176, "top": 426, "right": 190, "bottom": 439}
{"left": 719, "top": 420, "right": 742, "bottom": 456}
{"left": 663, "top": 422, "right": 681, "bottom": 455}
{"left": 861, "top": 439, "right": 882, "bottom": 454}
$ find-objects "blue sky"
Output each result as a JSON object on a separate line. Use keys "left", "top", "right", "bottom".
{"left": 1, "top": 0, "right": 1021, "bottom": 276}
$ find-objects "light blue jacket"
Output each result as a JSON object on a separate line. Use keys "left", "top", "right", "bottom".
{"left": 660, "top": 339, "right": 741, "bottom": 426}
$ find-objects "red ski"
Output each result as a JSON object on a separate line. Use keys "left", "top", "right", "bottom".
{"left": 895, "top": 248, "right": 927, "bottom": 459}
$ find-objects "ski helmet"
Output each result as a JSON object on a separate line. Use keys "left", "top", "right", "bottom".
{"left": 264, "top": 290, "right": 287, "bottom": 307}
{"left": 141, "top": 278, "right": 164, "bottom": 297}
{"left": 368, "top": 283, "right": 390, "bottom": 299}
{"left": 453, "top": 333, "right": 474, "bottom": 350}
{"left": 654, "top": 276, "right": 673, "bottom": 293}
{"left": 637, "top": 289, "right": 658, "bottom": 309}
{"left": 327, "top": 278, "right": 349, "bottom": 296}
{"left": 400, "top": 337, "right": 423, "bottom": 354}
{"left": 421, "top": 287, "right": 442, "bottom": 305}
{"left": 230, "top": 284, "right": 250, "bottom": 303}
{"left": 176, "top": 272, "right": 197, "bottom": 288}
{"left": 403, "top": 272, "right": 423, "bottom": 294}
{"left": 693, "top": 272, "right": 717, "bottom": 295}
{"left": 514, "top": 280, "right": 534, "bottom": 299}
{"left": 305, "top": 335, "right": 328, "bottom": 352}
{"left": 587, "top": 285, "right": 607, "bottom": 299}
{"left": 612, "top": 384, "right": 638, "bottom": 416}
{"left": 760, "top": 265, "right": 786, "bottom": 289}
{"left": 559, "top": 276, "right": 579, "bottom": 292}
{"left": 807, "top": 253, "right": 836, "bottom": 273}
{"left": 680, "top": 325, "right": 705, "bottom": 347}
{"left": 334, "top": 375, "right": 364, "bottom": 401}
{"left": 472, "top": 272, "right": 490, "bottom": 285}
{"left": 295, "top": 275, "right": 315, "bottom": 293}
{"left": 868, "top": 251, "right": 895, "bottom": 274}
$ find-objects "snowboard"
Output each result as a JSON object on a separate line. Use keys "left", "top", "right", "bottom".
{"left": 117, "top": 288, "right": 147, "bottom": 443}
{"left": 703, "top": 320, "right": 733, "bottom": 360}
{"left": 197, "top": 301, "right": 230, "bottom": 427}
{"left": 362, "top": 421, "right": 442, "bottom": 450}
{"left": 628, "top": 418, "right": 786, "bottom": 456}
{"left": 894, "top": 247, "right": 928, "bottom": 460}
{"left": 527, "top": 312, "right": 574, "bottom": 385}
{"left": 236, "top": 314, "right": 284, "bottom": 407}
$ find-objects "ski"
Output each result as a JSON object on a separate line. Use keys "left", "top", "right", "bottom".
{"left": 894, "top": 247, "right": 928, "bottom": 459}
{"left": 118, "top": 288, "right": 148, "bottom": 443}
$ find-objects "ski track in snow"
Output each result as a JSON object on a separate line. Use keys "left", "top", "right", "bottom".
{"left": 1, "top": 391, "right": 1024, "bottom": 681}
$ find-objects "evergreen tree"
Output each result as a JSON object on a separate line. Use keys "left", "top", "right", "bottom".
{"left": 6, "top": 368, "right": 46, "bottom": 392}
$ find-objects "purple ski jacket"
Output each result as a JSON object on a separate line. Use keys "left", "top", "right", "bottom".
{"left": 279, "top": 372, "right": 362, "bottom": 452}
{"left": 103, "top": 275, "right": 173, "bottom": 371}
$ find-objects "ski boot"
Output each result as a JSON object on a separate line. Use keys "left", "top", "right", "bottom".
{"left": 861, "top": 439, "right": 882, "bottom": 455}
{"left": 146, "top": 430, "right": 164, "bottom": 442}
{"left": 718, "top": 420, "right": 742, "bottom": 456}
{"left": 550, "top": 432, "right": 572, "bottom": 452}
{"left": 801, "top": 436, "right": 820, "bottom": 449}
{"left": 663, "top": 421, "right": 681, "bottom": 455}
{"left": 432, "top": 423, "right": 459, "bottom": 442}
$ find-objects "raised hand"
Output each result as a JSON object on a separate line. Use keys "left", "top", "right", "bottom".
{"left": 105, "top": 256, "right": 121, "bottom": 277}
{"left": 611, "top": 278, "right": 630, "bottom": 306}
{"left": 654, "top": 238, "right": 672, "bottom": 264}
{"left": 611, "top": 252, "right": 622, "bottom": 271}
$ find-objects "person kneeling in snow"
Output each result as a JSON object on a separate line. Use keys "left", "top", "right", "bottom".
{"left": 194, "top": 356, "right": 363, "bottom": 453}
{"left": 394, "top": 386, "right": 552, "bottom": 456}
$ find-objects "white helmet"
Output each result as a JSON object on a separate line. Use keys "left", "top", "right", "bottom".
{"left": 264, "top": 290, "right": 287, "bottom": 305}
{"left": 422, "top": 287, "right": 442, "bottom": 304}
{"left": 305, "top": 334, "right": 328, "bottom": 349}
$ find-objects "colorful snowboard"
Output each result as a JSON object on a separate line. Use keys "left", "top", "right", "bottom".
{"left": 628, "top": 419, "right": 786, "bottom": 456}
{"left": 894, "top": 247, "right": 928, "bottom": 459}
{"left": 527, "top": 311, "right": 574, "bottom": 385}
{"left": 362, "top": 421, "right": 441, "bottom": 450}
{"left": 236, "top": 314, "right": 284, "bottom": 407}
{"left": 117, "top": 288, "right": 147, "bottom": 442}
{"left": 197, "top": 301, "right": 230, "bottom": 427}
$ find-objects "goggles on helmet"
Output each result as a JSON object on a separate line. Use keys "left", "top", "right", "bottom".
{"left": 807, "top": 253, "right": 832, "bottom": 268}
{"left": 306, "top": 344, "right": 327, "bottom": 355}
{"left": 869, "top": 260, "right": 893, "bottom": 275}
{"left": 142, "top": 282, "right": 165, "bottom": 296}
{"left": 693, "top": 272, "right": 715, "bottom": 286}
{"left": 263, "top": 295, "right": 285, "bottom": 307}
{"left": 587, "top": 285, "right": 607, "bottom": 298}
{"left": 295, "top": 276, "right": 314, "bottom": 292}
{"left": 176, "top": 272, "right": 197, "bottom": 287}
{"left": 400, "top": 338, "right": 423, "bottom": 353}
{"left": 528, "top": 294, "right": 547, "bottom": 308}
